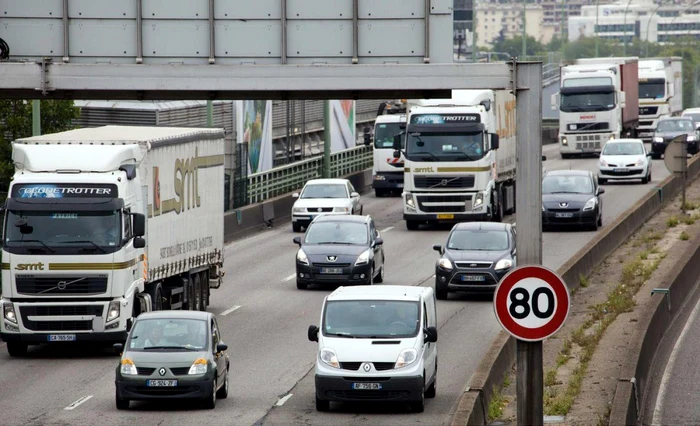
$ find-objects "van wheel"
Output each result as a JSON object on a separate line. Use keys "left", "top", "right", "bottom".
{"left": 410, "top": 392, "right": 425, "bottom": 413}
{"left": 316, "top": 396, "right": 330, "bottom": 412}
{"left": 425, "top": 377, "right": 436, "bottom": 398}
{"left": 203, "top": 380, "right": 217, "bottom": 409}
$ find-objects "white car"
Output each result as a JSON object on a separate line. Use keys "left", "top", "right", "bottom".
{"left": 597, "top": 138, "right": 652, "bottom": 184}
{"left": 291, "top": 178, "right": 363, "bottom": 232}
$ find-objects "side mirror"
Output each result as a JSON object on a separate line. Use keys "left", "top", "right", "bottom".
{"left": 375, "top": 237, "right": 383, "bottom": 246}
{"left": 126, "top": 318, "right": 133, "bottom": 332}
{"left": 512, "top": 248, "right": 517, "bottom": 256}
{"left": 598, "top": 187, "right": 605, "bottom": 195}
{"left": 393, "top": 134, "right": 402, "bottom": 150}
{"left": 216, "top": 343, "right": 228, "bottom": 352}
{"left": 490, "top": 133, "right": 500, "bottom": 150}
{"left": 293, "top": 236, "right": 302, "bottom": 246}
{"left": 542, "top": 155, "right": 547, "bottom": 161}
{"left": 351, "top": 192, "right": 360, "bottom": 198}
{"left": 647, "top": 153, "right": 652, "bottom": 157}
{"left": 363, "top": 132, "right": 372, "bottom": 145}
{"left": 113, "top": 343, "right": 124, "bottom": 354}
{"left": 425, "top": 326, "right": 438, "bottom": 343}
{"left": 308, "top": 325, "right": 319, "bottom": 342}
{"left": 292, "top": 192, "right": 299, "bottom": 198}
{"left": 393, "top": 150, "right": 401, "bottom": 159}
{"left": 432, "top": 244, "right": 443, "bottom": 253}
{"left": 132, "top": 213, "right": 146, "bottom": 237}
{"left": 133, "top": 237, "right": 146, "bottom": 249}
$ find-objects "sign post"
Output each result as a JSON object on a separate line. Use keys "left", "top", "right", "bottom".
{"left": 494, "top": 265, "right": 571, "bottom": 425}
{"left": 663, "top": 134, "right": 688, "bottom": 214}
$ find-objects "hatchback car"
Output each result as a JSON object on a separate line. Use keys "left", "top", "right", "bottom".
{"left": 598, "top": 139, "right": 652, "bottom": 184}
{"left": 432, "top": 222, "right": 516, "bottom": 299}
{"left": 114, "top": 311, "right": 230, "bottom": 410}
{"left": 651, "top": 117, "right": 699, "bottom": 158}
{"left": 542, "top": 170, "right": 604, "bottom": 231}
{"left": 291, "top": 178, "right": 364, "bottom": 232}
{"left": 293, "top": 215, "right": 384, "bottom": 289}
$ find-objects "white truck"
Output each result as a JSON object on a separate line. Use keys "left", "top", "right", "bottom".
{"left": 0, "top": 126, "right": 225, "bottom": 356}
{"left": 365, "top": 109, "right": 407, "bottom": 197}
{"left": 552, "top": 57, "right": 639, "bottom": 158}
{"left": 394, "top": 90, "right": 517, "bottom": 230}
{"left": 637, "top": 57, "right": 683, "bottom": 142}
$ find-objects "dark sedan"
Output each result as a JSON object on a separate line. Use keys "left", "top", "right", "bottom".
{"left": 433, "top": 221, "right": 516, "bottom": 299}
{"left": 542, "top": 170, "right": 604, "bottom": 231}
{"left": 651, "top": 117, "right": 699, "bottom": 158}
{"left": 293, "top": 215, "right": 385, "bottom": 289}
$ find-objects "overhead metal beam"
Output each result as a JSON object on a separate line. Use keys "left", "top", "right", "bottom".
{"left": 0, "top": 61, "right": 519, "bottom": 100}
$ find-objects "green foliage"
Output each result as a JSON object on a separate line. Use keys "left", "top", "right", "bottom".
{"left": 491, "top": 35, "right": 546, "bottom": 58}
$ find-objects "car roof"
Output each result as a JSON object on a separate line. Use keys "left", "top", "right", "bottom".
{"left": 660, "top": 117, "right": 693, "bottom": 122}
{"left": 683, "top": 108, "right": 700, "bottom": 113}
{"left": 604, "top": 138, "right": 643, "bottom": 144}
{"left": 452, "top": 221, "right": 510, "bottom": 231}
{"left": 304, "top": 178, "right": 349, "bottom": 185}
{"left": 312, "top": 214, "right": 370, "bottom": 224}
{"left": 135, "top": 310, "right": 211, "bottom": 321}
{"left": 544, "top": 169, "right": 591, "bottom": 177}
{"left": 327, "top": 285, "right": 430, "bottom": 302}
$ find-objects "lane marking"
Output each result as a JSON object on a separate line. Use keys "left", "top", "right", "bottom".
{"left": 283, "top": 273, "right": 296, "bottom": 282}
{"left": 64, "top": 395, "right": 93, "bottom": 410}
{"left": 651, "top": 293, "right": 700, "bottom": 424}
{"left": 380, "top": 226, "right": 394, "bottom": 233}
{"left": 275, "top": 393, "right": 294, "bottom": 406}
{"left": 220, "top": 305, "right": 241, "bottom": 316}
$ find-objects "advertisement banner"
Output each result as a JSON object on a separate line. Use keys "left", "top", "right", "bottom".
{"left": 329, "top": 100, "right": 356, "bottom": 153}
{"left": 236, "top": 100, "right": 273, "bottom": 175}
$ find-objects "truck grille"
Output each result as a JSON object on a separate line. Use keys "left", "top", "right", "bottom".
{"left": 569, "top": 122, "right": 609, "bottom": 131}
{"left": 416, "top": 195, "right": 472, "bottom": 213}
{"left": 23, "top": 320, "right": 92, "bottom": 331}
{"left": 639, "top": 120, "right": 654, "bottom": 127}
{"left": 18, "top": 305, "right": 103, "bottom": 332}
{"left": 639, "top": 106, "right": 658, "bottom": 116}
{"left": 413, "top": 175, "right": 475, "bottom": 189}
{"left": 15, "top": 276, "right": 108, "bottom": 295}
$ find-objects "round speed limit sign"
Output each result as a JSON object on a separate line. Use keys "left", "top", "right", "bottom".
{"left": 493, "top": 265, "right": 570, "bottom": 342}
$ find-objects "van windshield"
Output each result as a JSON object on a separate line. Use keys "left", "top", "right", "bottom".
{"left": 322, "top": 300, "right": 420, "bottom": 338}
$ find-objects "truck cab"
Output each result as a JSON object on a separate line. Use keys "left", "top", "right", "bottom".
{"left": 368, "top": 113, "right": 407, "bottom": 197}
{"left": 637, "top": 58, "right": 683, "bottom": 142}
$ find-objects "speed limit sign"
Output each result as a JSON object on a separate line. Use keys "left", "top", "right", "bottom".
{"left": 493, "top": 265, "right": 570, "bottom": 342}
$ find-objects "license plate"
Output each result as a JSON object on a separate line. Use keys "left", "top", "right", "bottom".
{"left": 613, "top": 168, "right": 629, "bottom": 172}
{"left": 461, "top": 275, "right": 485, "bottom": 282}
{"left": 320, "top": 268, "right": 343, "bottom": 274}
{"left": 396, "top": 183, "right": 404, "bottom": 188}
{"left": 147, "top": 380, "right": 178, "bottom": 387}
{"left": 555, "top": 212, "right": 574, "bottom": 218}
{"left": 352, "top": 383, "right": 382, "bottom": 390}
{"left": 437, "top": 214, "right": 454, "bottom": 219}
{"left": 581, "top": 147, "right": 595, "bottom": 152}
{"left": 48, "top": 334, "right": 76, "bottom": 342}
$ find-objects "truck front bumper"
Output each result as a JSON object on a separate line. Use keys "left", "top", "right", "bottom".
{"left": 403, "top": 213, "right": 489, "bottom": 222}
{"left": 372, "top": 172, "right": 404, "bottom": 190}
{"left": 560, "top": 134, "right": 612, "bottom": 154}
{"left": 1, "top": 330, "right": 128, "bottom": 343}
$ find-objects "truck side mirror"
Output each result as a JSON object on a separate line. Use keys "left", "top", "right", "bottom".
{"left": 491, "top": 133, "right": 500, "bottom": 150}
{"left": 551, "top": 93, "right": 559, "bottom": 111}
{"left": 363, "top": 132, "right": 371, "bottom": 145}
{"left": 133, "top": 237, "right": 146, "bottom": 249}
{"left": 393, "top": 150, "right": 401, "bottom": 159}
{"left": 618, "top": 91, "right": 626, "bottom": 109}
{"left": 132, "top": 213, "right": 146, "bottom": 237}
{"left": 393, "top": 134, "right": 402, "bottom": 150}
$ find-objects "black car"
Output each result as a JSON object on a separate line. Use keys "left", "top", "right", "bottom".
{"left": 651, "top": 117, "right": 699, "bottom": 158}
{"left": 293, "top": 215, "right": 385, "bottom": 289}
{"left": 433, "top": 221, "right": 516, "bottom": 299}
{"left": 542, "top": 170, "right": 604, "bottom": 231}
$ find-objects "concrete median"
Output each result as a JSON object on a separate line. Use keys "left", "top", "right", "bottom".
{"left": 451, "top": 154, "right": 700, "bottom": 426}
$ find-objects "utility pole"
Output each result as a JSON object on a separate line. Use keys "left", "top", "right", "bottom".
{"left": 595, "top": 0, "right": 600, "bottom": 57}
{"left": 32, "top": 100, "right": 41, "bottom": 136}
{"left": 560, "top": 0, "right": 567, "bottom": 59}
{"left": 472, "top": 13, "right": 478, "bottom": 63}
{"left": 522, "top": 2, "right": 527, "bottom": 58}
{"left": 323, "top": 100, "right": 331, "bottom": 178}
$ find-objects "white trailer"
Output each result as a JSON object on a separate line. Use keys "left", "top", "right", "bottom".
{"left": 0, "top": 126, "right": 225, "bottom": 356}
{"left": 637, "top": 57, "right": 683, "bottom": 142}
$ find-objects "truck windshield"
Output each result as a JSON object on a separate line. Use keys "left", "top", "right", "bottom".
{"left": 4, "top": 210, "right": 121, "bottom": 253}
{"left": 639, "top": 79, "right": 665, "bottom": 99}
{"left": 560, "top": 92, "right": 615, "bottom": 112}
{"left": 374, "top": 122, "right": 403, "bottom": 149}
{"left": 322, "top": 300, "right": 420, "bottom": 338}
{"left": 405, "top": 132, "right": 485, "bottom": 162}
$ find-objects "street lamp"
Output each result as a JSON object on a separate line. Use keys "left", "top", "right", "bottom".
{"left": 522, "top": 1, "right": 527, "bottom": 57}
{"left": 644, "top": 1, "right": 667, "bottom": 57}
{"left": 665, "top": 1, "right": 700, "bottom": 44}
{"left": 622, "top": 0, "right": 634, "bottom": 56}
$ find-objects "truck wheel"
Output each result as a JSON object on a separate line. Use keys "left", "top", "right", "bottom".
{"left": 492, "top": 191, "right": 504, "bottom": 222}
{"left": 375, "top": 188, "right": 386, "bottom": 197}
{"left": 406, "top": 220, "right": 419, "bottom": 230}
{"left": 199, "top": 272, "right": 208, "bottom": 311}
{"left": 151, "top": 286, "right": 163, "bottom": 311}
{"left": 193, "top": 274, "right": 203, "bottom": 311}
{"left": 7, "top": 342, "right": 27, "bottom": 357}
{"left": 292, "top": 223, "right": 302, "bottom": 232}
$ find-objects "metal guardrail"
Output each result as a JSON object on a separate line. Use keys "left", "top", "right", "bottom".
{"left": 246, "top": 144, "right": 373, "bottom": 204}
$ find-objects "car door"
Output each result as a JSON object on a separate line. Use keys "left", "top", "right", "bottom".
{"left": 369, "top": 219, "right": 382, "bottom": 271}
{"left": 211, "top": 318, "right": 225, "bottom": 386}
{"left": 510, "top": 226, "right": 517, "bottom": 266}
{"left": 347, "top": 181, "right": 360, "bottom": 213}
{"left": 592, "top": 173, "right": 602, "bottom": 217}
{"left": 422, "top": 301, "right": 437, "bottom": 384}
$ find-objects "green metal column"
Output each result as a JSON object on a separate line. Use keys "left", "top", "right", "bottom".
{"left": 595, "top": 0, "right": 600, "bottom": 57}
{"left": 694, "top": 66, "right": 699, "bottom": 108}
{"left": 323, "top": 100, "right": 331, "bottom": 178}
{"left": 207, "top": 100, "right": 213, "bottom": 127}
{"left": 32, "top": 100, "right": 41, "bottom": 136}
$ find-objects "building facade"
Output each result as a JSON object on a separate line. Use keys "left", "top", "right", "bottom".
{"left": 474, "top": 2, "right": 544, "bottom": 48}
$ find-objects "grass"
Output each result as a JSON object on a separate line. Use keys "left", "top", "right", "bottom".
{"left": 488, "top": 375, "right": 512, "bottom": 421}
{"left": 667, "top": 217, "right": 679, "bottom": 228}
{"left": 683, "top": 201, "right": 699, "bottom": 211}
{"left": 545, "top": 369, "right": 558, "bottom": 387}
{"left": 684, "top": 216, "right": 697, "bottom": 225}
{"left": 640, "top": 250, "right": 649, "bottom": 260}
{"left": 680, "top": 231, "right": 690, "bottom": 241}
{"left": 579, "top": 274, "right": 590, "bottom": 288}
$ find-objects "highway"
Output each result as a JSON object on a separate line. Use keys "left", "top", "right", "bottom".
{"left": 0, "top": 143, "right": 670, "bottom": 426}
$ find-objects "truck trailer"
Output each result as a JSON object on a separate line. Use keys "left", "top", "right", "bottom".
{"left": 0, "top": 126, "right": 225, "bottom": 356}
{"left": 637, "top": 57, "right": 683, "bottom": 142}
{"left": 552, "top": 57, "right": 639, "bottom": 158}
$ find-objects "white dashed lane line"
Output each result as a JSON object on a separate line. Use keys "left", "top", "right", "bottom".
{"left": 275, "top": 394, "right": 293, "bottom": 406}
{"left": 64, "top": 395, "right": 93, "bottom": 410}
{"left": 220, "top": 305, "right": 241, "bottom": 316}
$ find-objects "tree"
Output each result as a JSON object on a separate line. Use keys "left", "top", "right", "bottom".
{"left": 0, "top": 100, "right": 80, "bottom": 195}
{"left": 492, "top": 35, "right": 545, "bottom": 58}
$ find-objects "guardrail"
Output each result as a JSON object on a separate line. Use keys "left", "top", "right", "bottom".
{"left": 246, "top": 145, "right": 373, "bottom": 205}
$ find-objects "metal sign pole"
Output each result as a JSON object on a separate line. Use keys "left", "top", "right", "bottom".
{"left": 514, "top": 60, "right": 544, "bottom": 426}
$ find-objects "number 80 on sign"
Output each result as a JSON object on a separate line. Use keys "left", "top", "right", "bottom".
{"left": 493, "top": 265, "right": 570, "bottom": 342}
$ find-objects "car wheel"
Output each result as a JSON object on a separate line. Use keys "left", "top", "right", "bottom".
{"left": 296, "top": 280, "right": 307, "bottom": 290}
{"left": 366, "top": 267, "right": 374, "bottom": 285}
{"left": 203, "top": 380, "right": 217, "bottom": 409}
{"left": 598, "top": 176, "right": 607, "bottom": 185}
{"left": 435, "top": 278, "right": 448, "bottom": 300}
{"left": 597, "top": 211, "right": 603, "bottom": 227}
{"left": 316, "top": 396, "right": 330, "bottom": 412}
{"left": 292, "top": 223, "right": 302, "bottom": 233}
{"left": 217, "top": 370, "right": 229, "bottom": 399}
{"left": 116, "top": 390, "right": 129, "bottom": 410}
{"left": 373, "top": 265, "right": 384, "bottom": 283}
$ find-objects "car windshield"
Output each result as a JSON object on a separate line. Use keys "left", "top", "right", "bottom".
{"left": 602, "top": 142, "right": 644, "bottom": 156}
{"left": 374, "top": 122, "right": 403, "bottom": 149}
{"left": 127, "top": 318, "right": 208, "bottom": 351}
{"left": 683, "top": 113, "right": 700, "bottom": 122}
{"left": 300, "top": 184, "right": 348, "bottom": 199}
{"left": 447, "top": 229, "right": 509, "bottom": 251}
{"left": 305, "top": 222, "right": 368, "bottom": 245}
{"left": 323, "top": 300, "right": 420, "bottom": 338}
{"left": 657, "top": 120, "right": 695, "bottom": 132}
{"left": 560, "top": 92, "right": 615, "bottom": 112}
{"left": 405, "top": 132, "right": 486, "bottom": 162}
{"left": 543, "top": 175, "right": 594, "bottom": 194}
{"left": 639, "top": 79, "right": 665, "bottom": 99}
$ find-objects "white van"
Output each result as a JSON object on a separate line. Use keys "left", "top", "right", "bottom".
{"left": 307, "top": 285, "right": 438, "bottom": 413}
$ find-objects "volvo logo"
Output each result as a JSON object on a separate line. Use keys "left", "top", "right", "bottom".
{"left": 57, "top": 281, "right": 68, "bottom": 290}
{"left": 327, "top": 256, "right": 337, "bottom": 262}
{"left": 440, "top": 179, "right": 448, "bottom": 186}
{"left": 159, "top": 368, "right": 166, "bottom": 376}
{"left": 559, "top": 202, "right": 569, "bottom": 208}
{"left": 363, "top": 363, "right": 371, "bottom": 372}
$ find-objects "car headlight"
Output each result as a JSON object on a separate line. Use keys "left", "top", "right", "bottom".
{"left": 438, "top": 258, "right": 453, "bottom": 271}
{"left": 120, "top": 358, "right": 138, "bottom": 375}
{"left": 293, "top": 207, "right": 306, "bottom": 214}
{"left": 653, "top": 137, "right": 663, "bottom": 143}
{"left": 394, "top": 348, "right": 418, "bottom": 369}
{"left": 297, "top": 248, "right": 309, "bottom": 265}
{"left": 473, "top": 193, "right": 484, "bottom": 208}
{"left": 355, "top": 249, "right": 370, "bottom": 266}
{"left": 688, "top": 135, "right": 697, "bottom": 142}
{"left": 106, "top": 301, "right": 120, "bottom": 323}
{"left": 561, "top": 137, "right": 568, "bottom": 146}
{"left": 404, "top": 193, "right": 415, "bottom": 210}
{"left": 583, "top": 197, "right": 596, "bottom": 211}
{"left": 599, "top": 159, "right": 608, "bottom": 167}
{"left": 3, "top": 303, "right": 17, "bottom": 324}
{"left": 634, "top": 158, "right": 644, "bottom": 166}
{"left": 334, "top": 207, "right": 350, "bottom": 213}
{"left": 609, "top": 134, "right": 615, "bottom": 140}
{"left": 495, "top": 258, "right": 513, "bottom": 271}
{"left": 320, "top": 347, "right": 340, "bottom": 369}
{"left": 188, "top": 358, "right": 208, "bottom": 375}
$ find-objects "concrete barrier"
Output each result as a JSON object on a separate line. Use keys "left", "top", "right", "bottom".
{"left": 451, "top": 154, "right": 700, "bottom": 426}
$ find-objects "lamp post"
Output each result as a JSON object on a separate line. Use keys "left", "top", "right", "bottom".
{"left": 622, "top": 0, "right": 634, "bottom": 56}
{"left": 560, "top": 0, "right": 567, "bottom": 59}
{"left": 595, "top": 0, "right": 600, "bottom": 57}
{"left": 644, "top": 1, "right": 666, "bottom": 57}
{"left": 522, "top": 1, "right": 527, "bottom": 57}
{"left": 666, "top": 1, "right": 700, "bottom": 44}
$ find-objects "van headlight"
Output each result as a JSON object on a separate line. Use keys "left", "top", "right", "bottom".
{"left": 438, "top": 258, "right": 453, "bottom": 271}
{"left": 394, "top": 348, "right": 418, "bottom": 369}
{"left": 106, "top": 301, "right": 120, "bottom": 323}
{"left": 583, "top": 197, "right": 596, "bottom": 211}
{"left": 355, "top": 249, "right": 370, "bottom": 266}
{"left": 495, "top": 258, "right": 513, "bottom": 271}
{"left": 334, "top": 207, "right": 350, "bottom": 213}
{"left": 293, "top": 207, "right": 306, "bottom": 214}
{"left": 473, "top": 193, "right": 484, "bottom": 208}
{"left": 3, "top": 303, "right": 17, "bottom": 324}
{"left": 320, "top": 348, "right": 340, "bottom": 369}
{"left": 188, "top": 358, "right": 208, "bottom": 375}
{"left": 404, "top": 193, "right": 415, "bottom": 210}
{"left": 297, "top": 249, "right": 309, "bottom": 265}
{"left": 120, "top": 358, "right": 138, "bottom": 375}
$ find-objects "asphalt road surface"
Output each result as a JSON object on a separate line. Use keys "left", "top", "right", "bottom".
{"left": 0, "top": 143, "right": 671, "bottom": 426}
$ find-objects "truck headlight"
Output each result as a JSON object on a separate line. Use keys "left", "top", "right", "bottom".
{"left": 3, "top": 303, "right": 17, "bottom": 324}
{"left": 297, "top": 249, "right": 309, "bottom": 265}
{"left": 355, "top": 249, "right": 370, "bottom": 266}
{"left": 583, "top": 197, "right": 596, "bottom": 211}
{"left": 561, "top": 137, "right": 568, "bottom": 146}
{"left": 473, "top": 193, "right": 484, "bottom": 208}
{"left": 293, "top": 207, "right": 306, "bottom": 214}
{"left": 320, "top": 348, "right": 340, "bottom": 369}
{"left": 120, "top": 358, "right": 138, "bottom": 375}
{"left": 188, "top": 358, "right": 208, "bottom": 375}
{"left": 394, "top": 348, "right": 418, "bottom": 369}
{"left": 653, "top": 137, "right": 663, "bottom": 143}
{"left": 333, "top": 207, "right": 350, "bottom": 213}
{"left": 107, "top": 301, "right": 120, "bottom": 323}
{"left": 438, "top": 258, "right": 453, "bottom": 271}
{"left": 404, "top": 193, "right": 415, "bottom": 210}
{"left": 373, "top": 175, "right": 386, "bottom": 181}
{"left": 495, "top": 258, "right": 513, "bottom": 271}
